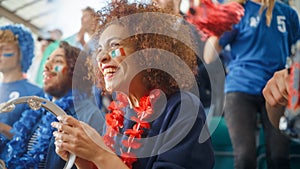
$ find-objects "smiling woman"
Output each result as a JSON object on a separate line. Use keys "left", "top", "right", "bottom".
{"left": 51, "top": 0, "right": 214, "bottom": 169}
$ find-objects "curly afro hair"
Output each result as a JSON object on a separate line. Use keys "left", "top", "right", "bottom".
{"left": 0, "top": 24, "right": 35, "bottom": 73}
{"left": 89, "top": 0, "right": 198, "bottom": 96}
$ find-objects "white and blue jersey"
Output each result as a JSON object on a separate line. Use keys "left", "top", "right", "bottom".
{"left": 0, "top": 79, "right": 44, "bottom": 126}
{"left": 219, "top": 0, "right": 300, "bottom": 95}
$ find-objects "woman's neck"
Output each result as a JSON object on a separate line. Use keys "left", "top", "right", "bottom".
{"left": 127, "top": 73, "right": 148, "bottom": 108}
{"left": 128, "top": 94, "right": 139, "bottom": 108}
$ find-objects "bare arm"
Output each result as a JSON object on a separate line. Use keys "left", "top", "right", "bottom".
{"left": 263, "top": 69, "right": 289, "bottom": 128}
{"left": 76, "top": 27, "right": 86, "bottom": 47}
{"left": 203, "top": 36, "right": 222, "bottom": 64}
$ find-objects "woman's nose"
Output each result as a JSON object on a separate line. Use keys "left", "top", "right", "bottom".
{"left": 97, "top": 52, "right": 111, "bottom": 64}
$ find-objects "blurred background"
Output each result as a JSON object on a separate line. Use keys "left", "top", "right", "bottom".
{"left": 1, "top": 0, "right": 299, "bottom": 41}
{"left": 0, "top": 0, "right": 105, "bottom": 39}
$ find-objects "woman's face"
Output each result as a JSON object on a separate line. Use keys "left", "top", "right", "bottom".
{"left": 0, "top": 42, "right": 20, "bottom": 73}
{"left": 96, "top": 24, "right": 136, "bottom": 93}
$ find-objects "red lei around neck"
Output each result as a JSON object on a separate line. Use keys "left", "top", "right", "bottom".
{"left": 103, "top": 90, "right": 161, "bottom": 168}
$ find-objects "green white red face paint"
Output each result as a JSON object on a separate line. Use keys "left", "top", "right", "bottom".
{"left": 52, "top": 65, "right": 66, "bottom": 74}
{"left": 110, "top": 47, "right": 126, "bottom": 58}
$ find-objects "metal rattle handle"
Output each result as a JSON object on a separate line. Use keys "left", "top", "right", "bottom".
{"left": 0, "top": 96, "right": 76, "bottom": 169}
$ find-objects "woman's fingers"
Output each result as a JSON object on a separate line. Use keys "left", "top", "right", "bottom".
{"left": 52, "top": 115, "right": 81, "bottom": 134}
{"left": 54, "top": 141, "right": 69, "bottom": 161}
{"left": 53, "top": 131, "right": 74, "bottom": 142}
{"left": 51, "top": 121, "right": 73, "bottom": 134}
{"left": 263, "top": 80, "right": 282, "bottom": 106}
{"left": 263, "top": 69, "right": 289, "bottom": 106}
{"left": 57, "top": 115, "right": 80, "bottom": 126}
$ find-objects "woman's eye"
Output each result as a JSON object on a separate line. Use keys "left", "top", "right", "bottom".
{"left": 111, "top": 42, "right": 120, "bottom": 48}
{"left": 3, "top": 47, "right": 13, "bottom": 52}
{"left": 96, "top": 46, "right": 102, "bottom": 53}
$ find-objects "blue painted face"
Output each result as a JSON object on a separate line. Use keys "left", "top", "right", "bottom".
{"left": 0, "top": 43, "right": 17, "bottom": 57}
{"left": 2, "top": 53, "right": 15, "bottom": 57}
{"left": 0, "top": 42, "right": 20, "bottom": 73}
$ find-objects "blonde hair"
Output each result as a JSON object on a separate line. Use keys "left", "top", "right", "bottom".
{"left": 231, "top": 0, "right": 275, "bottom": 26}
{"left": 0, "top": 30, "right": 18, "bottom": 43}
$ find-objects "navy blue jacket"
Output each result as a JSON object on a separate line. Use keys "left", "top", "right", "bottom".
{"left": 114, "top": 91, "right": 215, "bottom": 169}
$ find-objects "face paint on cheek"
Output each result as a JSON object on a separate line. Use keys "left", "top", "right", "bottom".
{"left": 2, "top": 52, "right": 15, "bottom": 57}
{"left": 52, "top": 65, "right": 64, "bottom": 73}
{"left": 110, "top": 47, "right": 126, "bottom": 58}
{"left": 61, "top": 67, "right": 68, "bottom": 74}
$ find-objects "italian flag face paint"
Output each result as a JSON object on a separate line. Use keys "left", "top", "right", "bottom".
{"left": 110, "top": 48, "right": 126, "bottom": 58}
{"left": 53, "top": 65, "right": 63, "bottom": 73}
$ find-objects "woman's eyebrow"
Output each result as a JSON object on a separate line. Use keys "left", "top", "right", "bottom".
{"left": 97, "top": 37, "right": 123, "bottom": 50}
{"left": 106, "top": 37, "right": 123, "bottom": 45}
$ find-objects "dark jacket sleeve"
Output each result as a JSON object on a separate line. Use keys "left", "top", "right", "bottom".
{"left": 137, "top": 92, "right": 215, "bottom": 169}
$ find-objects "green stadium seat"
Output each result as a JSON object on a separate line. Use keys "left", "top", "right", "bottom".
{"left": 209, "top": 116, "right": 234, "bottom": 169}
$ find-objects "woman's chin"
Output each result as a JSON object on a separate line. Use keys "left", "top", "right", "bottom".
{"left": 105, "top": 85, "right": 113, "bottom": 93}
{"left": 106, "top": 84, "right": 128, "bottom": 94}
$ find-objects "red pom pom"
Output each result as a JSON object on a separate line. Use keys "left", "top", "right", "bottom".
{"left": 186, "top": 0, "right": 244, "bottom": 40}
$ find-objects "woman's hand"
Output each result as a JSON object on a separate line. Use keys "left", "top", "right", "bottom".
{"left": 51, "top": 115, "right": 110, "bottom": 166}
{"left": 263, "top": 69, "right": 289, "bottom": 128}
{"left": 263, "top": 69, "right": 289, "bottom": 107}
{"left": 52, "top": 115, "right": 130, "bottom": 169}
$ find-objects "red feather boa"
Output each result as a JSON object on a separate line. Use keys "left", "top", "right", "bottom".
{"left": 103, "top": 90, "right": 161, "bottom": 168}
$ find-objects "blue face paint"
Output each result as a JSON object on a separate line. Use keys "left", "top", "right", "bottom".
{"left": 2, "top": 53, "right": 15, "bottom": 57}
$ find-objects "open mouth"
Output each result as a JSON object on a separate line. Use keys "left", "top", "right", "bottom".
{"left": 43, "top": 71, "right": 56, "bottom": 83}
{"left": 102, "top": 66, "right": 119, "bottom": 80}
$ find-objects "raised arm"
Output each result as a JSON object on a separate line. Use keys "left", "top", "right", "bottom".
{"left": 203, "top": 36, "right": 222, "bottom": 64}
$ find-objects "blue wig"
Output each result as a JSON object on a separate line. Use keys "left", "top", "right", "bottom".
{"left": 0, "top": 24, "right": 35, "bottom": 73}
